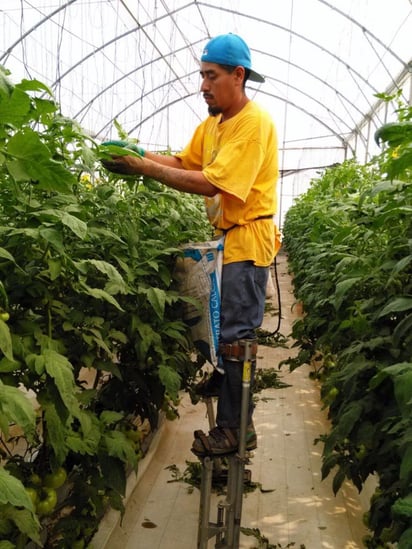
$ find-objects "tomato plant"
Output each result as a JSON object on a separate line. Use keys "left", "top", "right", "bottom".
{"left": 0, "top": 66, "right": 212, "bottom": 545}
{"left": 283, "top": 95, "right": 412, "bottom": 547}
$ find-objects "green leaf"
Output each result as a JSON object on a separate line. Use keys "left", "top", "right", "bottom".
{"left": 39, "top": 227, "right": 64, "bottom": 252}
{"left": 7, "top": 157, "right": 76, "bottom": 192}
{"left": 99, "top": 453, "right": 128, "bottom": 495}
{"left": 391, "top": 255, "right": 412, "bottom": 274}
{"left": 0, "top": 468, "right": 34, "bottom": 510}
{"left": 0, "top": 68, "right": 13, "bottom": 96}
{"left": 400, "top": 445, "right": 412, "bottom": 480}
{"left": 99, "top": 411, "right": 124, "bottom": 425}
{"left": 0, "top": 381, "right": 36, "bottom": 440}
{"left": 0, "top": 88, "right": 31, "bottom": 125}
{"left": 66, "top": 413, "right": 101, "bottom": 455}
{"left": 374, "top": 121, "right": 412, "bottom": 146}
{"left": 0, "top": 357, "right": 20, "bottom": 373}
{"left": 84, "top": 259, "right": 127, "bottom": 293}
{"left": 1, "top": 505, "right": 41, "bottom": 545}
{"left": 399, "top": 527, "right": 412, "bottom": 549}
{"left": 392, "top": 494, "right": 412, "bottom": 519}
{"left": 333, "top": 277, "right": 362, "bottom": 310}
{"left": 0, "top": 318, "right": 13, "bottom": 360}
{"left": 6, "top": 128, "right": 75, "bottom": 192}
{"left": 139, "top": 286, "right": 166, "bottom": 319}
{"left": 378, "top": 297, "right": 412, "bottom": 318}
{"left": 102, "top": 431, "right": 137, "bottom": 470}
{"left": 36, "top": 210, "right": 87, "bottom": 240}
{"left": 158, "top": 363, "right": 181, "bottom": 399}
{"left": 47, "top": 257, "right": 62, "bottom": 280}
{"left": 43, "top": 349, "right": 78, "bottom": 411}
{"left": 332, "top": 468, "right": 346, "bottom": 495}
{"left": 393, "top": 314, "right": 412, "bottom": 347}
{"left": 79, "top": 282, "right": 124, "bottom": 311}
{"left": 0, "top": 247, "right": 16, "bottom": 263}
{"left": 7, "top": 128, "right": 50, "bottom": 160}
{"left": 135, "top": 319, "right": 162, "bottom": 357}
{"left": 16, "top": 78, "right": 53, "bottom": 96}
{"left": 335, "top": 401, "right": 363, "bottom": 438}
{"left": 42, "top": 400, "right": 68, "bottom": 463}
{"left": 61, "top": 211, "right": 88, "bottom": 239}
{"left": 392, "top": 370, "right": 412, "bottom": 417}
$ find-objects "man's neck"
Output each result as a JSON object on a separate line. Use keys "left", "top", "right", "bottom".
{"left": 220, "top": 96, "right": 249, "bottom": 123}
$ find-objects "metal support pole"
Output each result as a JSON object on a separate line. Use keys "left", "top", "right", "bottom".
{"left": 196, "top": 340, "right": 255, "bottom": 548}
{"left": 231, "top": 340, "right": 253, "bottom": 547}
{"left": 198, "top": 456, "right": 214, "bottom": 549}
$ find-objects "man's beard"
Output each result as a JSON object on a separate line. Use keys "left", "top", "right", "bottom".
{"left": 208, "top": 105, "right": 222, "bottom": 117}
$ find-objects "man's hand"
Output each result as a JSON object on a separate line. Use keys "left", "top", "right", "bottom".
{"left": 101, "top": 155, "right": 143, "bottom": 175}
{"left": 100, "top": 140, "right": 145, "bottom": 175}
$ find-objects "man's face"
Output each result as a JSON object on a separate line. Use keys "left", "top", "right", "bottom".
{"left": 200, "top": 62, "right": 240, "bottom": 116}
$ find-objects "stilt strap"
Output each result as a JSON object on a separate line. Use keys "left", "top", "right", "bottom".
{"left": 219, "top": 339, "right": 258, "bottom": 361}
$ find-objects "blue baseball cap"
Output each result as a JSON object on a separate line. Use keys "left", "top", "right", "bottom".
{"left": 201, "top": 33, "right": 265, "bottom": 83}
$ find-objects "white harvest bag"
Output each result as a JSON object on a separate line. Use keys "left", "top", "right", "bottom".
{"left": 175, "top": 237, "right": 224, "bottom": 366}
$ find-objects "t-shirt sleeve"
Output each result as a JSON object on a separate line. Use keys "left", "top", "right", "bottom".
{"left": 175, "top": 122, "right": 205, "bottom": 171}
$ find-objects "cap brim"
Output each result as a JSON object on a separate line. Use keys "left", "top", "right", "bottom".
{"left": 249, "top": 69, "right": 265, "bottom": 83}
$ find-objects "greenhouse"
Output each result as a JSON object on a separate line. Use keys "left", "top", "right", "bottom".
{"left": 0, "top": 1, "right": 411, "bottom": 548}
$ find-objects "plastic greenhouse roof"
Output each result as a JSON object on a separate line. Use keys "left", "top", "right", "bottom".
{"left": 1, "top": 0, "right": 411, "bottom": 220}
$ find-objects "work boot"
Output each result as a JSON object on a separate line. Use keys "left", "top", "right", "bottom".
{"left": 191, "top": 424, "right": 257, "bottom": 456}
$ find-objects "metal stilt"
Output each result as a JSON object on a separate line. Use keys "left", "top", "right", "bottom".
{"left": 196, "top": 340, "right": 254, "bottom": 549}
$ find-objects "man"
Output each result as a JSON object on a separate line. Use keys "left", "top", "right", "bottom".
{"left": 102, "top": 33, "right": 279, "bottom": 456}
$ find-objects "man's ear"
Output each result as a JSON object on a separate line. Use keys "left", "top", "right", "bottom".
{"left": 234, "top": 65, "right": 246, "bottom": 85}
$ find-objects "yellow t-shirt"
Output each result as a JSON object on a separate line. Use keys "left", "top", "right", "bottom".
{"left": 176, "top": 101, "right": 279, "bottom": 266}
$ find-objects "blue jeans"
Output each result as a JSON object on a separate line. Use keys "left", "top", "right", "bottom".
{"left": 216, "top": 261, "right": 269, "bottom": 429}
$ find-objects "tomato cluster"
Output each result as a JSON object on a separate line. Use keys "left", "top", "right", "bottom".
{"left": 25, "top": 467, "right": 67, "bottom": 516}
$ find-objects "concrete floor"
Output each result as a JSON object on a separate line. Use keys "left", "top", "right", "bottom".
{"left": 93, "top": 252, "right": 374, "bottom": 549}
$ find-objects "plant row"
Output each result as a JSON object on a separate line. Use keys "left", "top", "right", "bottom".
{"left": 0, "top": 67, "right": 211, "bottom": 547}
{"left": 282, "top": 94, "right": 412, "bottom": 548}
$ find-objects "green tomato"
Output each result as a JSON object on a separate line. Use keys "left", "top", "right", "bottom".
{"left": 44, "top": 467, "right": 67, "bottom": 489}
{"left": 355, "top": 444, "right": 367, "bottom": 460}
{"left": 36, "top": 487, "right": 57, "bottom": 515}
{"left": 325, "top": 387, "right": 339, "bottom": 402}
{"left": 125, "top": 428, "right": 142, "bottom": 443}
{"left": 29, "top": 473, "right": 42, "bottom": 486}
{"left": 25, "top": 486, "right": 39, "bottom": 505}
{"left": 0, "top": 312, "right": 9, "bottom": 321}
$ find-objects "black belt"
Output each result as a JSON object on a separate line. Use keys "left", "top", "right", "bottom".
{"left": 220, "top": 214, "right": 274, "bottom": 234}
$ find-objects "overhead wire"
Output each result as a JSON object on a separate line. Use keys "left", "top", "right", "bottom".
{"left": 1, "top": 0, "right": 409, "bottom": 172}
{"left": 118, "top": 0, "right": 200, "bottom": 126}
{"left": 252, "top": 46, "right": 368, "bottom": 141}
{"left": 160, "top": 0, "right": 201, "bottom": 66}
{"left": 269, "top": 0, "right": 298, "bottom": 339}
{"left": 94, "top": 69, "right": 199, "bottom": 140}
{"left": 19, "top": 0, "right": 33, "bottom": 79}
{"left": 194, "top": 0, "right": 211, "bottom": 37}
{"left": 0, "top": 0, "right": 77, "bottom": 64}
{"left": 53, "top": 1, "right": 67, "bottom": 108}
{"left": 363, "top": 30, "right": 408, "bottom": 102}
{"left": 318, "top": 0, "right": 409, "bottom": 68}
{"left": 317, "top": 0, "right": 410, "bottom": 108}
{"left": 195, "top": 2, "right": 381, "bottom": 98}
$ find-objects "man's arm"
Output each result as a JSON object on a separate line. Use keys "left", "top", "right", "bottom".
{"left": 102, "top": 154, "right": 218, "bottom": 197}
